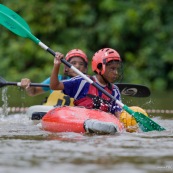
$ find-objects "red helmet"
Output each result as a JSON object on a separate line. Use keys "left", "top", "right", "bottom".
{"left": 65, "top": 49, "right": 88, "bottom": 64}
{"left": 92, "top": 48, "right": 121, "bottom": 75}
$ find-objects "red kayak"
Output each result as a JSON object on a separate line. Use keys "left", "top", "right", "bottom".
{"left": 41, "top": 106, "right": 124, "bottom": 134}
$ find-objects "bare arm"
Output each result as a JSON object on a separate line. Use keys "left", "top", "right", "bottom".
{"left": 50, "top": 52, "right": 65, "bottom": 90}
{"left": 20, "top": 78, "right": 45, "bottom": 96}
{"left": 26, "top": 86, "right": 45, "bottom": 96}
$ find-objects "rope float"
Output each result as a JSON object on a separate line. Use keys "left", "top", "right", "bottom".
{"left": 0, "top": 107, "right": 173, "bottom": 114}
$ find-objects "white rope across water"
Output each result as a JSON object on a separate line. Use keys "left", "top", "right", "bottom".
{"left": 146, "top": 109, "right": 173, "bottom": 114}
{"left": 0, "top": 107, "right": 28, "bottom": 113}
{"left": 0, "top": 107, "right": 173, "bottom": 114}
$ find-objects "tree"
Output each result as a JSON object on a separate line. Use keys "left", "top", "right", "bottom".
{"left": 0, "top": 0, "right": 172, "bottom": 91}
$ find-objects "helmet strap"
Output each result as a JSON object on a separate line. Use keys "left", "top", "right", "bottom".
{"left": 101, "top": 75, "right": 112, "bottom": 90}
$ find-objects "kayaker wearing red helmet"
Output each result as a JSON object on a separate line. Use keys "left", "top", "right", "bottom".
{"left": 64, "top": 49, "right": 88, "bottom": 78}
{"left": 50, "top": 48, "right": 122, "bottom": 117}
{"left": 21, "top": 49, "right": 88, "bottom": 106}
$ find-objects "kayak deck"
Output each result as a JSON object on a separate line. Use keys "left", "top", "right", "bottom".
{"left": 41, "top": 106, "right": 124, "bottom": 134}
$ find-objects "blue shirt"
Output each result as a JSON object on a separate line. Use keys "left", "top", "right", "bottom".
{"left": 62, "top": 75, "right": 122, "bottom": 114}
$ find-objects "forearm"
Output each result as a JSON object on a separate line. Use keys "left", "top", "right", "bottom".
{"left": 20, "top": 78, "right": 45, "bottom": 96}
{"left": 50, "top": 52, "right": 64, "bottom": 90}
{"left": 26, "top": 87, "right": 36, "bottom": 96}
{"left": 26, "top": 87, "right": 45, "bottom": 96}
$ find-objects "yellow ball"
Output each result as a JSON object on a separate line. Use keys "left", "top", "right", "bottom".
{"left": 120, "top": 106, "right": 148, "bottom": 133}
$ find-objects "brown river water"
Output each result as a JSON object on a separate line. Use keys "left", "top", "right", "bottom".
{"left": 0, "top": 88, "right": 173, "bottom": 173}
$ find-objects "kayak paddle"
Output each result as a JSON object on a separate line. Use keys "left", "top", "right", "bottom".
{"left": 0, "top": 4, "right": 165, "bottom": 132}
{"left": 116, "top": 83, "right": 150, "bottom": 97}
{"left": 0, "top": 76, "right": 150, "bottom": 97}
{"left": 0, "top": 76, "right": 49, "bottom": 88}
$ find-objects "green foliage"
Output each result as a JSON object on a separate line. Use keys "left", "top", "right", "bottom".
{"left": 0, "top": 0, "right": 173, "bottom": 91}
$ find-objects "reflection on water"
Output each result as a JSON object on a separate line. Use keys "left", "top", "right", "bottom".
{"left": 0, "top": 113, "right": 173, "bottom": 173}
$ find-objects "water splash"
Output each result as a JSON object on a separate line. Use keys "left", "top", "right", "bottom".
{"left": 1, "top": 87, "right": 9, "bottom": 117}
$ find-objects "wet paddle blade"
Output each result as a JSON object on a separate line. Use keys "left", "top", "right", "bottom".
{"left": 123, "top": 105, "right": 166, "bottom": 132}
{"left": 135, "top": 112, "right": 166, "bottom": 132}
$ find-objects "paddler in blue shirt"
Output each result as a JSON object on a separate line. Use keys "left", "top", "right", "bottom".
{"left": 20, "top": 49, "right": 88, "bottom": 106}
{"left": 50, "top": 48, "right": 123, "bottom": 118}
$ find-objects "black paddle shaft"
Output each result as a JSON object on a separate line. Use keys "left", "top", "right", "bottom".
{"left": 0, "top": 76, "right": 150, "bottom": 97}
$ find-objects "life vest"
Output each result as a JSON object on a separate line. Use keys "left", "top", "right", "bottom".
{"left": 44, "top": 90, "right": 74, "bottom": 106}
{"left": 74, "top": 77, "right": 114, "bottom": 113}
{"left": 42, "top": 75, "right": 73, "bottom": 106}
